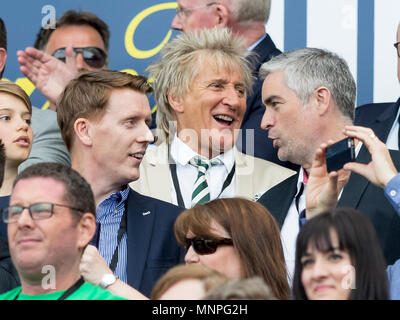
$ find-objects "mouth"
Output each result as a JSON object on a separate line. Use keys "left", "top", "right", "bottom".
{"left": 269, "top": 137, "right": 279, "bottom": 149}
{"left": 314, "top": 285, "right": 335, "bottom": 294}
{"left": 129, "top": 152, "right": 145, "bottom": 161}
{"left": 17, "top": 238, "right": 41, "bottom": 246}
{"left": 213, "top": 114, "right": 235, "bottom": 127}
{"left": 14, "top": 136, "right": 30, "bottom": 147}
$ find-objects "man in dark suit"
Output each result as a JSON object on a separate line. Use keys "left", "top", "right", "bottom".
{"left": 56, "top": 69, "right": 183, "bottom": 297}
{"left": 171, "top": 0, "right": 296, "bottom": 169}
{"left": 355, "top": 23, "right": 400, "bottom": 148}
{"left": 257, "top": 48, "right": 400, "bottom": 281}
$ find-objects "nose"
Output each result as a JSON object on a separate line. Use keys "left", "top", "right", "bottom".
{"left": 137, "top": 122, "right": 155, "bottom": 144}
{"left": 222, "top": 86, "right": 243, "bottom": 112}
{"left": 16, "top": 208, "right": 35, "bottom": 229}
{"left": 310, "top": 258, "right": 329, "bottom": 280}
{"left": 184, "top": 246, "right": 200, "bottom": 264}
{"left": 171, "top": 14, "right": 183, "bottom": 31}
{"left": 260, "top": 107, "right": 274, "bottom": 130}
{"left": 17, "top": 117, "right": 29, "bottom": 131}
{"left": 75, "top": 52, "right": 88, "bottom": 71}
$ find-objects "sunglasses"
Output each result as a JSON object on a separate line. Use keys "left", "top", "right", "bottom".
{"left": 51, "top": 47, "right": 108, "bottom": 69}
{"left": 184, "top": 237, "right": 233, "bottom": 255}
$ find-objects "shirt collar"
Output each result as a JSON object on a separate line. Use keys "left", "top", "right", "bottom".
{"left": 98, "top": 185, "right": 130, "bottom": 211}
{"left": 247, "top": 34, "right": 267, "bottom": 52}
{"left": 170, "top": 134, "right": 234, "bottom": 172}
{"left": 296, "top": 167, "right": 307, "bottom": 196}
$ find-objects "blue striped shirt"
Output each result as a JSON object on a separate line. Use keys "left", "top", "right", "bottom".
{"left": 96, "top": 185, "right": 130, "bottom": 283}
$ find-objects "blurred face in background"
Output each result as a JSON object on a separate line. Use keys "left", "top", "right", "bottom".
{"left": 45, "top": 25, "right": 107, "bottom": 71}
{"left": 171, "top": 0, "right": 220, "bottom": 33}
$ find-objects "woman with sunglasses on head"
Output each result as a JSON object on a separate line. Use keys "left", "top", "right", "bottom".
{"left": 292, "top": 207, "right": 389, "bottom": 300}
{"left": 174, "top": 197, "right": 290, "bottom": 300}
{"left": 0, "top": 81, "right": 33, "bottom": 240}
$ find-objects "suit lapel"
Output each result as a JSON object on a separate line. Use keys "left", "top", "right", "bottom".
{"left": 370, "top": 99, "right": 400, "bottom": 142}
{"left": 249, "top": 34, "right": 280, "bottom": 73}
{"left": 126, "top": 189, "right": 155, "bottom": 289}
{"left": 234, "top": 149, "right": 254, "bottom": 199}
{"left": 338, "top": 146, "right": 370, "bottom": 208}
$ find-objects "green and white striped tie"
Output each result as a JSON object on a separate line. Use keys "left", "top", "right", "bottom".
{"left": 190, "top": 156, "right": 211, "bottom": 207}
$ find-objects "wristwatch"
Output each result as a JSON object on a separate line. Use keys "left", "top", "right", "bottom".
{"left": 99, "top": 273, "right": 118, "bottom": 289}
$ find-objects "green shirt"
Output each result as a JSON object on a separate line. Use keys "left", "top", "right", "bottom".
{"left": 0, "top": 282, "right": 126, "bottom": 300}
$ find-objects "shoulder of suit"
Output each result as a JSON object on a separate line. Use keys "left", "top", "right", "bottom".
{"left": 356, "top": 101, "right": 397, "bottom": 114}
{"left": 31, "top": 107, "right": 57, "bottom": 117}
{"left": 127, "top": 187, "right": 183, "bottom": 213}
{"left": 235, "top": 150, "right": 296, "bottom": 175}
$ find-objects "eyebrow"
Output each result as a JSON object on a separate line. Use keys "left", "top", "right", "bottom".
{"left": 0, "top": 107, "right": 13, "bottom": 112}
{"left": 0, "top": 107, "right": 30, "bottom": 115}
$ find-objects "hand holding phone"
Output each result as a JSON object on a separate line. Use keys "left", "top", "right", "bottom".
{"left": 326, "top": 137, "right": 355, "bottom": 173}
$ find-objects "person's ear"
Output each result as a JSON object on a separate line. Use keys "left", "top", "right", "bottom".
{"left": 77, "top": 213, "right": 96, "bottom": 249}
{"left": 214, "top": 3, "right": 229, "bottom": 27}
{"left": 168, "top": 92, "right": 185, "bottom": 113}
{"left": 0, "top": 48, "right": 8, "bottom": 77}
{"left": 313, "top": 86, "right": 331, "bottom": 116}
{"left": 74, "top": 118, "right": 93, "bottom": 147}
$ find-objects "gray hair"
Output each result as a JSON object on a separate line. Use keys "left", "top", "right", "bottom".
{"left": 259, "top": 47, "right": 356, "bottom": 121}
{"left": 228, "top": 0, "right": 271, "bottom": 23}
{"left": 147, "top": 27, "right": 254, "bottom": 140}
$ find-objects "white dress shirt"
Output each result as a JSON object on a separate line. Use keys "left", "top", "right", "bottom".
{"left": 169, "top": 134, "right": 236, "bottom": 208}
{"left": 282, "top": 141, "right": 363, "bottom": 284}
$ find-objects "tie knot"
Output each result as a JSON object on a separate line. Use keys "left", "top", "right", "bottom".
{"left": 190, "top": 156, "right": 211, "bottom": 170}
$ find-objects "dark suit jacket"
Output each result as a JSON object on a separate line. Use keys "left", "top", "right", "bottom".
{"left": 125, "top": 189, "right": 184, "bottom": 297}
{"left": 235, "top": 34, "right": 298, "bottom": 171}
{"left": 258, "top": 147, "right": 400, "bottom": 265}
{"left": 355, "top": 98, "right": 400, "bottom": 142}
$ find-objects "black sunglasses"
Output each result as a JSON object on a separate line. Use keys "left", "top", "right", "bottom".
{"left": 51, "top": 47, "right": 107, "bottom": 69}
{"left": 184, "top": 237, "right": 233, "bottom": 255}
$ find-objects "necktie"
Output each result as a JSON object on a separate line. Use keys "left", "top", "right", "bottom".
{"left": 190, "top": 156, "right": 211, "bottom": 207}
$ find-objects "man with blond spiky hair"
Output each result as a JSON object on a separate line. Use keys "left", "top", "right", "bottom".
{"left": 130, "top": 27, "right": 294, "bottom": 208}
{"left": 170, "top": 0, "right": 296, "bottom": 169}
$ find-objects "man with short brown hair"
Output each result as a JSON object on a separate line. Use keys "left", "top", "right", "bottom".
{"left": 57, "top": 69, "right": 183, "bottom": 297}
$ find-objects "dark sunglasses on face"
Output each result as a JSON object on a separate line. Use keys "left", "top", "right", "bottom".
{"left": 51, "top": 47, "right": 107, "bottom": 69}
{"left": 184, "top": 237, "right": 233, "bottom": 255}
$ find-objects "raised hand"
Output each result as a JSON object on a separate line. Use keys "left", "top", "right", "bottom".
{"left": 17, "top": 44, "right": 77, "bottom": 106}
{"left": 343, "top": 125, "right": 397, "bottom": 188}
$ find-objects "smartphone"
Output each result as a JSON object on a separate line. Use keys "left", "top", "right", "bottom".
{"left": 325, "top": 137, "right": 355, "bottom": 173}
